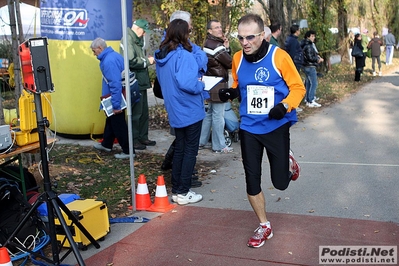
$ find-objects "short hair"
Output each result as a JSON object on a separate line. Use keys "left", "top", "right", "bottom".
{"left": 264, "top": 26, "right": 271, "bottom": 39}
{"left": 304, "top": 30, "right": 316, "bottom": 38}
{"left": 90, "top": 38, "right": 107, "bottom": 49}
{"left": 170, "top": 10, "right": 191, "bottom": 23}
{"left": 238, "top": 14, "right": 264, "bottom": 33}
{"left": 207, "top": 19, "right": 220, "bottom": 30}
{"left": 270, "top": 23, "right": 281, "bottom": 33}
{"left": 290, "top": 25, "right": 300, "bottom": 34}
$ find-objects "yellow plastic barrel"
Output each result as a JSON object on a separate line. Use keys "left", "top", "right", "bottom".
{"left": 41, "top": 0, "right": 133, "bottom": 137}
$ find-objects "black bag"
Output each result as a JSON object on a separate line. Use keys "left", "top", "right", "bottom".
{"left": 351, "top": 45, "right": 363, "bottom": 58}
{"left": 0, "top": 178, "right": 41, "bottom": 253}
{"left": 1, "top": 166, "right": 39, "bottom": 193}
{"left": 153, "top": 77, "right": 163, "bottom": 99}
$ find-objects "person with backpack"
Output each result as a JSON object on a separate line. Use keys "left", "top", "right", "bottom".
{"left": 284, "top": 24, "right": 303, "bottom": 73}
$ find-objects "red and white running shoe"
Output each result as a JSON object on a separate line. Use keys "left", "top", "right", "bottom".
{"left": 289, "top": 150, "right": 301, "bottom": 181}
{"left": 247, "top": 224, "right": 273, "bottom": 248}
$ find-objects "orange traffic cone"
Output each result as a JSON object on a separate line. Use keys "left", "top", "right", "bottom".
{"left": 0, "top": 247, "right": 13, "bottom": 266}
{"left": 135, "top": 174, "right": 152, "bottom": 211}
{"left": 147, "top": 175, "right": 176, "bottom": 213}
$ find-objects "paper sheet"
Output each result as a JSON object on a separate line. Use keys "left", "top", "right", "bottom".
{"left": 202, "top": 76, "right": 224, "bottom": 91}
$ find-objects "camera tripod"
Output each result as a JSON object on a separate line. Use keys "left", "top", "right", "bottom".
{"left": 3, "top": 93, "right": 100, "bottom": 265}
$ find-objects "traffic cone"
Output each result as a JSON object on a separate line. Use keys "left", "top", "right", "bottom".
{"left": 0, "top": 247, "right": 13, "bottom": 266}
{"left": 147, "top": 175, "right": 176, "bottom": 213}
{"left": 135, "top": 174, "right": 152, "bottom": 211}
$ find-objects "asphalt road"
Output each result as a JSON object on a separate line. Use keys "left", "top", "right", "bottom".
{"left": 59, "top": 68, "right": 399, "bottom": 264}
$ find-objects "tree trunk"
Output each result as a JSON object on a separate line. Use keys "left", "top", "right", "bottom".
{"left": 268, "top": 0, "right": 284, "bottom": 46}
{"left": 7, "top": 0, "right": 23, "bottom": 118}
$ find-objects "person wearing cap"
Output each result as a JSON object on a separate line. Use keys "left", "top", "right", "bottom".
{"left": 120, "top": 19, "right": 156, "bottom": 151}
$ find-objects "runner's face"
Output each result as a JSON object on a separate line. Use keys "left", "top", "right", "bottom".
{"left": 237, "top": 22, "right": 264, "bottom": 55}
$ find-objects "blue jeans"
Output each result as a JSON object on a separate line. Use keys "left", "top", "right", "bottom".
{"left": 172, "top": 120, "right": 202, "bottom": 194}
{"left": 199, "top": 102, "right": 226, "bottom": 151}
{"left": 386, "top": 45, "right": 393, "bottom": 64}
{"left": 303, "top": 66, "right": 318, "bottom": 103}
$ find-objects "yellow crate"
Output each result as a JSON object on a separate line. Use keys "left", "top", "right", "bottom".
{"left": 19, "top": 91, "right": 52, "bottom": 132}
{"left": 55, "top": 199, "right": 110, "bottom": 249}
{"left": 14, "top": 131, "right": 39, "bottom": 146}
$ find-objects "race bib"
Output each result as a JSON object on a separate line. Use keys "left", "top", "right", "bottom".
{"left": 247, "top": 85, "right": 275, "bottom": 114}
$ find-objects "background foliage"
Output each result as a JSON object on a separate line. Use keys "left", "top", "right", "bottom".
{"left": 132, "top": 0, "right": 399, "bottom": 75}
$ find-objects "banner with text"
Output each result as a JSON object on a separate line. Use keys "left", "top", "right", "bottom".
{"left": 41, "top": 0, "right": 133, "bottom": 41}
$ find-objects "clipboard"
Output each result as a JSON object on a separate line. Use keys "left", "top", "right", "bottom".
{"left": 202, "top": 76, "right": 224, "bottom": 91}
{"left": 101, "top": 94, "right": 127, "bottom": 117}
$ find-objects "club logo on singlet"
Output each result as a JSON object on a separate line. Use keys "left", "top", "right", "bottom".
{"left": 254, "top": 67, "right": 270, "bottom": 83}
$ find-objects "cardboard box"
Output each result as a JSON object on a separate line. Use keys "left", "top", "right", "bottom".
{"left": 55, "top": 199, "right": 110, "bottom": 249}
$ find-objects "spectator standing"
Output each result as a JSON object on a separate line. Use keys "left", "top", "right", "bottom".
{"left": 384, "top": 29, "right": 396, "bottom": 65}
{"left": 284, "top": 24, "right": 303, "bottom": 72}
{"left": 120, "top": 19, "right": 156, "bottom": 151}
{"left": 301, "top": 30, "right": 324, "bottom": 108}
{"left": 160, "top": 10, "right": 207, "bottom": 189}
{"left": 155, "top": 19, "right": 205, "bottom": 205}
{"left": 91, "top": 38, "right": 132, "bottom": 159}
{"left": 199, "top": 19, "right": 233, "bottom": 153}
{"left": 348, "top": 31, "right": 355, "bottom": 64}
{"left": 353, "top": 33, "right": 365, "bottom": 82}
{"left": 361, "top": 29, "right": 370, "bottom": 66}
{"left": 367, "top": 31, "right": 383, "bottom": 76}
{"left": 269, "top": 23, "right": 281, "bottom": 47}
{"left": 219, "top": 14, "right": 304, "bottom": 248}
{"left": 264, "top": 26, "right": 271, "bottom": 42}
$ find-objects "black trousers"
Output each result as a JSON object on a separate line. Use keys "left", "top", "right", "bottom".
{"left": 240, "top": 123, "right": 291, "bottom": 195}
{"left": 101, "top": 111, "right": 130, "bottom": 154}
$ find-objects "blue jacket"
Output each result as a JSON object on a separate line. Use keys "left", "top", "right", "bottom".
{"left": 98, "top": 46, "right": 125, "bottom": 110}
{"left": 155, "top": 45, "right": 206, "bottom": 128}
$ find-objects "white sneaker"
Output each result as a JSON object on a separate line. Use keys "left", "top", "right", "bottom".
{"left": 114, "top": 152, "right": 133, "bottom": 159}
{"left": 306, "top": 101, "right": 321, "bottom": 108}
{"left": 214, "top": 147, "right": 234, "bottom": 153}
{"left": 177, "top": 190, "right": 203, "bottom": 205}
{"left": 379, "top": 72, "right": 382, "bottom": 76}
{"left": 93, "top": 143, "right": 111, "bottom": 152}
{"left": 373, "top": 72, "right": 376, "bottom": 76}
{"left": 171, "top": 194, "right": 178, "bottom": 203}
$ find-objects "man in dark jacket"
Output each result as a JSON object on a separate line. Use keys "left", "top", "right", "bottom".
{"left": 199, "top": 19, "right": 233, "bottom": 153}
{"left": 301, "top": 30, "right": 324, "bottom": 108}
{"left": 120, "top": 19, "right": 156, "bottom": 150}
{"left": 284, "top": 24, "right": 303, "bottom": 72}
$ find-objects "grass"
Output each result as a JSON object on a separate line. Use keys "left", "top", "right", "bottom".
{"left": 46, "top": 145, "right": 167, "bottom": 218}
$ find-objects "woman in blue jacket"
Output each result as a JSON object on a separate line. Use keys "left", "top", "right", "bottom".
{"left": 154, "top": 19, "right": 205, "bottom": 205}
